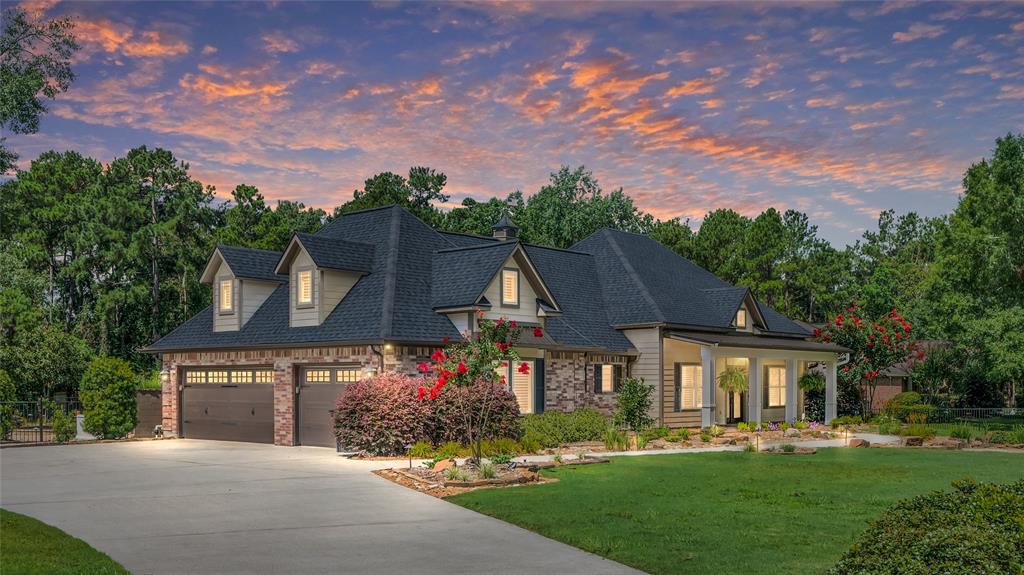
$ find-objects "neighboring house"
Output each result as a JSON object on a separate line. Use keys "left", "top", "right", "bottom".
{"left": 867, "top": 340, "right": 950, "bottom": 411}
{"left": 145, "top": 205, "right": 846, "bottom": 446}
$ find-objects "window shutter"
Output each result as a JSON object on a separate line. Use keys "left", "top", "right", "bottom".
{"left": 674, "top": 363, "right": 681, "bottom": 412}
{"left": 593, "top": 364, "right": 602, "bottom": 394}
{"left": 613, "top": 365, "right": 623, "bottom": 392}
{"left": 695, "top": 366, "right": 703, "bottom": 407}
{"left": 763, "top": 366, "right": 770, "bottom": 409}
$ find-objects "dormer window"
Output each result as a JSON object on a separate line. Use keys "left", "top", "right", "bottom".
{"left": 501, "top": 268, "right": 519, "bottom": 306}
{"left": 297, "top": 270, "right": 313, "bottom": 306}
{"left": 218, "top": 280, "right": 233, "bottom": 313}
{"left": 735, "top": 308, "right": 747, "bottom": 329}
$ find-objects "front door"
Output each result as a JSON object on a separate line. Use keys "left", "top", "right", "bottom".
{"left": 726, "top": 391, "right": 747, "bottom": 424}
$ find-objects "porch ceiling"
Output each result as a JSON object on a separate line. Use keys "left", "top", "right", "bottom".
{"left": 666, "top": 330, "right": 850, "bottom": 354}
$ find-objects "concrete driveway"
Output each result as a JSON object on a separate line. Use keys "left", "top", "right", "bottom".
{"left": 1, "top": 440, "right": 640, "bottom": 575}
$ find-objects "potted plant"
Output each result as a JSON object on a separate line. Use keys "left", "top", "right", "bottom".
{"left": 717, "top": 365, "right": 749, "bottom": 394}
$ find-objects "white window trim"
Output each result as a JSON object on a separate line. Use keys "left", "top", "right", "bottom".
{"left": 297, "top": 269, "right": 314, "bottom": 307}
{"left": 735, "top": 308, "right": 747, "bottom": 329}
{"left": 218, "top": 279, "right": 234, "bottom": 314}
{"left": 766, "top": 366, "right": 786, "bottom": 407}
{"left": 675, "top": 363, "right": 703, "bottom": 410}
{"left": 501, "top": 268, "right": 519, "bottom": 307}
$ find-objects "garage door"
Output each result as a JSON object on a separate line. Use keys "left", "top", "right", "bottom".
{"left": 297, "top": 366, "right": 361, "bottom": 447}
{"left": 182, "top": 368, "right": 274, "bottom": 443}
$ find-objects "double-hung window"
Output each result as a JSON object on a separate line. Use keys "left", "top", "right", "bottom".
{"left": 674, "top": 363, "right": 703, "bottom": 410}
{"left": 765, "top": 366, "right": 786, "bottom": 407}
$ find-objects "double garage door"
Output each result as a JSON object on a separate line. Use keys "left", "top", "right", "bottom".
{"left": 181, "top": 366, "right": 359, "bottom": 447}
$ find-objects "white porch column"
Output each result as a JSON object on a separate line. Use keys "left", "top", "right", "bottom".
{"left": 748, "top": 357, "right": 762, "bottom": 424}
{"left": 785, "top": 358, "right": 798, "bottom": 422}
{"left": 825, "top": 360, "right": 838, "bottom": 423}
{"left": 700, "top": 346, "right": 716, "bottom": 427}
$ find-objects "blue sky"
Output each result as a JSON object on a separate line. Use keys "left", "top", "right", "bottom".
{"left": 9, "top": 0, "right": 1024, "bottom": 244}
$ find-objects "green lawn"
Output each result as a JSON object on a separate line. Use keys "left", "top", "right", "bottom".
{"left": 0, "top": 509, "right": 128, "bottom": 575}
{"left": 450, "top": 449, "right": 1024, "bottom": 575}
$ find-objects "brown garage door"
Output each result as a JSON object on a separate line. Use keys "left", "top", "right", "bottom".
{"left": 297, "top": 366, "right": 362, "bottom": 447}
{"left": 182, "top": 368, "right": 274, "bottom": 443}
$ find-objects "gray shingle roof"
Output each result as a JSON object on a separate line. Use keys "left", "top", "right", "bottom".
{"left": 294, "top": 232, "right": 375, "bottom": 273}
{"left": 431, "top": 242, "right": 518, "bottom": 309}
{"left": 147, "top": 206, "right": 814, "bottom": 353}
{"left": 217, "top": 245, "right": 285, "bottom": 282}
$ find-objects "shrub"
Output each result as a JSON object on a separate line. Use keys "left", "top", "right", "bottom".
{"left": 1010, "top": 425, "right": 1024, "bottom": 445}
{"left": 635, "top": 434, "right": 648, "bottom": 450}
{"left": 902, "top": 423, "right": 936, "bottom": 440}
{"left": 613, "top": 377, "right": 654, "bottom": 432}
{"left": 334, "top": 372, "right": 431, "bottom": 455}
{"left": 744, "top": 443, "right": 757, "bottom": 453}
{"left": 435, "top": 441, "right": 464, "bottom": 458}
{"left": 707, "top": 424, "right": 724, "bottom": 437}
{"left": 47, "top": 401, "right": 76, "bottom": 444}
{"left": 0, "top": 370, "right": 17, "bottom": 440}
{"left": 408, "top": 440, "right": 434, "bottom": 458}
{"left": 883, "top": 391, "right": 935, "bottom": 422}
{"left": 699, "top": 431, "right": 711, "bottom": 442}
{"left": 521, "top": 409, "right": 607, "bottom": 448}
{"left": 519, "top": 434, "right": 541, "bottom": 453}
{"left": 427, "top": 379, "right": 521, "bottom": 445}
{"left": 79, "top": 357, "right": 138, "bottom": 439}
{"left": 830, "top": 415, "right": 863, "bottom": 429}
{"left": 480, "top": 437, "right": 521, "bottom": 457}
{"left": 640, "top": 426, "right": 670, "bottom": 441}
{"left": 780, "top": 421, "right": 790, "bottom": 431}
{"left": 780, "top": 443, "right": 797, "bottom": 453}
{"left": 444, "top": 466, "right": 467, "bottom": 481}
{"left": 876, "top": 415, "right": 902, "bottom": 436}
{"left": 669, "top": 427, "right": 691, "bottom": 442}
{"left": 828, "top": 479, "right": 1024, "bottom": 575}
{"left": 798, "top": 371, "right": 825, "bottom": 393}
{"left": 603, "top": 428, "right": 629, "bottom": 451}
{"left": 988, "top": 430, "right": 1013, "bottom": 444}
{"left": 490, "top": 453, "right": 513, "bottom": 465}
{"left": 736, "top": 422, "right": 750, "bottom": 432}
{"left": 949, "top": 423, "right": 979, "bottom": 442}
{"left": 794, "top": 420, "right": 809, "bottom": 430}
{"left": 478, "top": 462, "right": 497, "bottom": 479}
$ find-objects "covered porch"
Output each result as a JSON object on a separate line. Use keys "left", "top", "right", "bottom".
{"left": 662, "top": 331, "right": 845, "bottom": 426}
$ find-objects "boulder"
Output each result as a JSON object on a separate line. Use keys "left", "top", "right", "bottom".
{"left": 433, "top": 459, "right": 455, "bottom": 472}
{"left": 904, "top": 436, "right": 923, "bottom": 447}
{"left": 784, "top": 428, "right": 801, "bottom": 438}
{"left": 711, "top": 437, "right": 737, "bottom": 446}
{"left": 848, "top": 438, "right": 870, "bottom": 448}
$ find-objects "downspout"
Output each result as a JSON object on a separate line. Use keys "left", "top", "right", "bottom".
{"left": 370, "top": 344, "right": 385, "bottom": 373}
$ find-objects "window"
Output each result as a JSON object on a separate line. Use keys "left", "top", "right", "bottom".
{"left": 594, "top": 364, "right": 623, "bottom": 394}
{"left": 305, "top": 369, "right": 331, "bottom": 383}
{"left": 765, "top": 366, "right": 786, "bottom": 407}
{"left": 231, "top": 370, "right": 253, "bottom": 384}
{"left": 735, "top": 308, "right": 747, "bottom": 329}
{"left": 219, "top": 279, "right": 233, "bottom": 313}
{"left": 501, "top": 269, "right": 519, "bottom": 306}
{"left": 207, "top": 371, "right": 228, "bottom": 384}
{"left": 336, "top": 368, "right": 360, "bottom": 383}
{"left": 185, "top": 370, "right": 206, "bottom": 384}
{"left": 674, "top": 364, "right": 703, "bottom": 410}
{"left": 494, "top": 360, "right": 534, "bottom": 414}
{"left": 254, "top": 370, "right": 273, "bottom": 383}
{"left": 297, "top": 270, "right": 313, "bottom": 305}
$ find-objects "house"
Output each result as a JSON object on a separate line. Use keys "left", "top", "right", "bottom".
{"left": 144, "top": 205, "right": 847, "bottom": 446}
{"left": 867, "top": 340, "right": 949, "bottom": 411}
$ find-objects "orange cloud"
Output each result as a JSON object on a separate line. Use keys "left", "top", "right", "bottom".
{"left": 262, "top": 31, "right": 300, "bottom": 53}
{"left": 442, "top": 40, "right": 512, "bottom": 65}
{"left": 806, "top": 95, "right": 842, "bottom": 108}
{"left": 666, "top": 77, "right": 716, "bottom": 97}
{"left": 75, "top": 18, "right": 189, "bottom": 58}
{"left": 892, "top": 23, "right": 945, "bottom": 43}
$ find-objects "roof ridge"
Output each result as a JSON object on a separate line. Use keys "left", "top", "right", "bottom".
{"left": 379, "top": 207, "right": 402, "bottom": 339}
{"left": 217, "top": 244, "right": 283, "bottom": 256}
{"left": 521, "top": 243, "right": 592, "bottom": 256}
{"left": 438, "top": 230, "right": 499, "bottom": 241}
{"left": 436, "top": 241, "right": 519, "bottom": 254}
{"left": 602, "top": 229, "right": 666, "bottom": 323}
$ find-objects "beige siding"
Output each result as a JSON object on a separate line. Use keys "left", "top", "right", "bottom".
{"left": 482, "top": 253, "right": 541, "bottom": 325}
{"left": 290, "top": 249, "right": 319, "bottom": 328}
{"left": 319, "top": 270, "right": 361, "bottom": 323}
{"left": 241, "top": 280, "right": 278, "bottom": 326}
{"left": 662, "top": 338, "right": 703, "bottom": 428}
{"left": 212, "top": 260, "right": 240, "bottom": 332}
{"left": 623, "top": 328, "right": 661, "bottom": 423}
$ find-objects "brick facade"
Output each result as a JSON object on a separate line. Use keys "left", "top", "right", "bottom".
{"left": 161, "top": 345, "right": 619, "bottom": 446}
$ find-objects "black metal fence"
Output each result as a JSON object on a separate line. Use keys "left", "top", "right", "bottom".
{"left": 0, "top": 400, "right": 81, "bottom": 444}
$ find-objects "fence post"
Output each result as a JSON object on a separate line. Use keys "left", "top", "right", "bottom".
{"left": 38, "top": 397, "right": 44, "bottom": 443}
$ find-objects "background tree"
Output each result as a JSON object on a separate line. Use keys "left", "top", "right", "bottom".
{"left": 443, "top": 193, "right": 525, "bottom": 237}
{"left": 0, "top": 7, "right": 79, "bottom": 173}
{"left": 335, "top": 166, "right": 448, "bottom": 226}
{"left": 218, "top": 184, "right": 325, "bottom": 250}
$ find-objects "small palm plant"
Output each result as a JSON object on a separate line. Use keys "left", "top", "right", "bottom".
{"left": 717, "top": 365, "right": 749, "bottom": 394}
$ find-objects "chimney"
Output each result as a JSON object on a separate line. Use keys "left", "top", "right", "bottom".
{"left": 491, "top": 213, "right": 518, "bottom": 241}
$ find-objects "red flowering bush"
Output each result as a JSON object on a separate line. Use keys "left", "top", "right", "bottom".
{"left": 816, "top": 305, "right": 921, "bottom": 415}
{"left": 427, "top": 378, "right": 520, "bottom": 445}
{"left": 333, "top": 372, "right": 431, "bottom": 455}
{"left": 419, "top": 312, "right": 534, "bottom": 461}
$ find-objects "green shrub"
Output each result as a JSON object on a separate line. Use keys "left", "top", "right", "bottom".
{"left": 435, "top": 441, "right": 464, "bottom": 458}
{"left": 707, "top": 424, "right": 724, "bottom": 437}
{"left": 699, "top": 431, "right": 711, "bottom": 442}
{"left": 478, "top": 462, "right": 497, "bottom": 479}
{"left": 794, "top": 420, "right": 809, "bottom": 430}
{"left": 490, "top": 453, "right": 513, "bottom": 465}
{"left": 481, "top": 437, "right": 521, "bottom": 457}
{"left": 520, "top": 409, "right": 607, "bottom": 448}
{"left": 736, "top": 422, "right": 750, "bottom": 432}
{"left": 798, "top": 371, "right": 825, "bottom": 393}
{"left": 0, "top": 370, "right": 17, "bottom": 441}
{"left": 46, "top": 401, "right": 76, "bottom": 444}
{"left": 612, "top": 377, "right": 654, "bottom": 432}
{"left": 668, "top": 427, "right": 691, "bottom": 442}
{"left": 519, "top": 434, "right": 541, "bottom": 453}
{"left": 901, "top": 423, "right": 936, "bottom": 440}
{"left": 780, "top": 421, "right": 790, "bottom": 431}
{"left": 989, "top": 430, "right": 1013, "bottom": 444}
{"left": 780, "top": 443, "right": 797, "bottom": 453}
{"left": 640, "top": 426, "right": 670, "bottom": 441}
{"left": 408, "top": 440, "right": 434, "bottom": 458}
{"left": 603, "top": 428, "right": 628, "bottom": 451}
{"left": 949, "top": 423, "right": 979, "bottom": 442}
{"left": 876, "top": 415, "right": 902, "bottom": 436}
{"left": 744, "top": 443, "right": 757, "bottom": 453}
{"left": 79, "top": 357, "right": 138, "bottom": 439}
{"left": 830, "top": 415, "right": 863, "bottom": 429}
{"left": 827, "top": 479, "right": 1024, "bottom": 575}
{"left": 444, "top": 466, "right": 467, "bottom": 481}
{"left": 635, "top": 434, "right": 648, "bottom": 450}
{"left": 1010, "top": 425, "right": 1024, "bottom": 445}
{"left": 883, "top": 391, "right": 935, "bottom": 422}
{"left": 137, "top": 371, "right": 162, "bottom": 390}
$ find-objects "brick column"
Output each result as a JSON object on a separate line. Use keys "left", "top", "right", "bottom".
{"left": 273, "top": 361, "right": 295, "bottom": 446}
{"left": 161, "top": 359, "right": 178, "bottom": 437}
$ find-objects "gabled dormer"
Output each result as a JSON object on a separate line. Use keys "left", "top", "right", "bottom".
{"left": 732, "top": 292, "right": 767, "bottom": 333}
{"left": 200, "top": 246, "right": 285, "bottom": 332}
{"left": 275, "top": 233, "right": 374, "bottom": 327}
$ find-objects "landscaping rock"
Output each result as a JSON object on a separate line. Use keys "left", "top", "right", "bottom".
{"left": 712, "top": 437, "right": 737, "bottom": 446}
{"left": 904, "top": 436, "right": 923, "bottom": 447}
{"left": 784, "top": 428, "right": 801, "bottom": 438}
{"left": 433, "top": 459, "right": 454, "bottom": 472}
{"left": 848, "top": 438, "right": 870, "bottom": 448}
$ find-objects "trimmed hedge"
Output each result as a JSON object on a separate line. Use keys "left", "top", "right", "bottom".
{"left": 828, "top": 478, "right": 1024, "bottom": 575}
{"left": 521, "top": 408, "right": 608, "bottom": 448}
{"left": 80, "top": 357, "right": 138, "bottom": 439}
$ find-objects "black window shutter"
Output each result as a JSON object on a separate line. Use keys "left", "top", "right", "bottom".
{"left": 674, "top": 363, "right": 681, "bottom": 412}
{"left": 613, "top": 365, "right": 623, "bottom": 392}
{"left": 534, "top": 359, "right": 545, "bottom": 414}
{"left": 594, "top": 364, "right": 602, "bottom": 394}
{"left": 763, "top": 366, "right": 770, "bottom": 409}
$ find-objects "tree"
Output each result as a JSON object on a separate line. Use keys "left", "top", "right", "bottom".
{"left": 218, "top": 185, "right": 325, "bottom": 250}
{"left": 443, "top": 193, "right": 524, "bottom": 237}
{"left": 335, "top": 166, "right": 448, "bottom": 227}
{"left": 0, "top": 7, "right": 79, "bottom": 173}
{"left": 692, "top": 209, "right": 749, "bottom": 283}
{"left": 0, "top": 323, "right": 93, "bottom": 399}
{"left": 738, "top": 208, "right": 787, "bottom": 308}
{"left": 79, "top": 356, "right": 138, "bottom": 439}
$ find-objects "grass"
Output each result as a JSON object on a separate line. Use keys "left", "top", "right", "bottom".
{"left": 0, "top": 509, "right": 129, "bottom": 575}
{"left": 449, "top": 448, "right": 1024, "bottom": 575}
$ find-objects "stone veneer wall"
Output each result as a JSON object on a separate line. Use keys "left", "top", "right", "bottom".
{"left": 162, "top": 346, "right": 394, "bottom": 446}
{"left": 544, "top": 351, "right": 630, "bottom": 416}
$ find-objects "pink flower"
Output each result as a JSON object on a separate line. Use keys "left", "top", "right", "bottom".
{"left": 417, "top": 362, "right": 429, "bottom": 373}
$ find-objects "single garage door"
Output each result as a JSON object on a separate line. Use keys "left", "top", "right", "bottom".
{"left": 297, "top": 366, "right": 361, "bottom": 447}
{"left": 182, "top": 368, "right": 274, "bottom": 443}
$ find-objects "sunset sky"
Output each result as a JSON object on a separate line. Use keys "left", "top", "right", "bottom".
{"left": 9, "top": 0, "right": 1024, "bottom": 244}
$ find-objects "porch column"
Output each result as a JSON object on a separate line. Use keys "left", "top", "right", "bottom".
{"left": 748, "top": 356, "right": 762, "bottom": 424}
{"left": 825, "top": 359, "right": 838, "bottom": 424}
{"left": 785, "top": 359, "right": 798, "bottom": 422}
{"left": 700, "top": 346, "right": 716, "bottom": 427}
